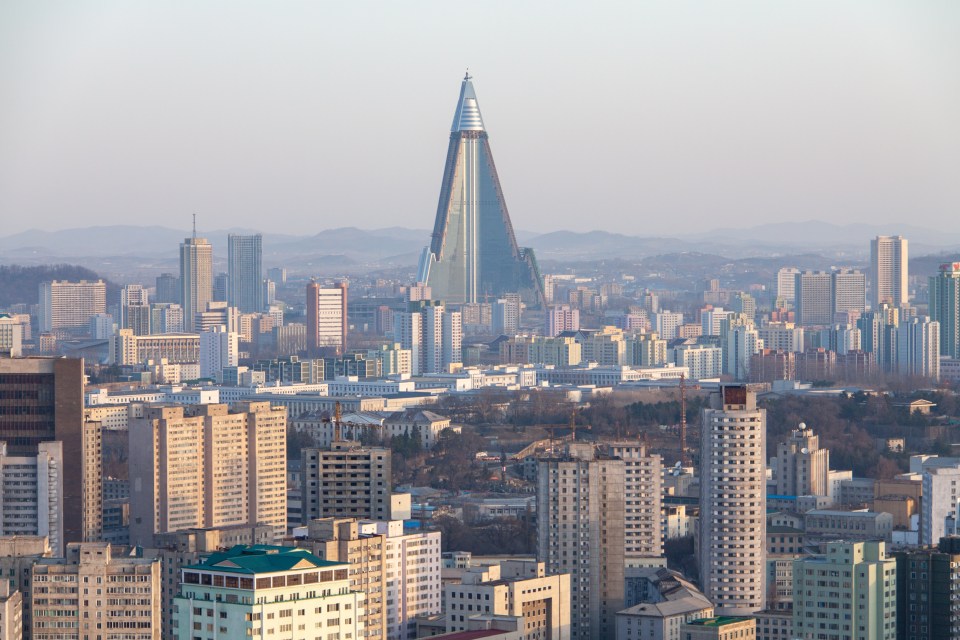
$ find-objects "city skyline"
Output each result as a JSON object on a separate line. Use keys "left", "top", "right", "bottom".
{"left": 2, "top": 2, "right": 958, "bottom": 237}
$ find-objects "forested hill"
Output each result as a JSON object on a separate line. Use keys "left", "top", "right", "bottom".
{"left": 0, "top": 264, "right": 116, "bottom": 308}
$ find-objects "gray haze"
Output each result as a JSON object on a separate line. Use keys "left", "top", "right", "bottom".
{"left": 1, "top": 1, "right": 958, "bottom": 237}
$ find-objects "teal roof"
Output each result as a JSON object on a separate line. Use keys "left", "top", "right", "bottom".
{"left": 687, "top": 617, "right": 753, "bottom": 627}
{"left": 185, "top": 545, "right": 345, "bottom": 575}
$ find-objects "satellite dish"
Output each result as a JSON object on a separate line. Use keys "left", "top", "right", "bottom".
{"left": 675, "top": 461, "right": 682, "bottom": 468}
{"left": 799, "top": 422, "right": 806, "bottom": 429}
{"left": 801, "top": 447, "right": 809, "bottom": 454}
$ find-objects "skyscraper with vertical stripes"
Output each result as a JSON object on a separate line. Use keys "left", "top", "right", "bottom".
{"left": 418, "top": 74, "right": 544, "bottom": 306}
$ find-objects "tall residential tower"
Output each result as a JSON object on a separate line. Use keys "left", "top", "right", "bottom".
{"left": 227, "top": 233, "right": 263, "bottom": 313}
{"left": 179, "top": 231, "right": 213, "bottom": 332}
{"left": 871, "top": 235, "right": 908, "bottom": 309}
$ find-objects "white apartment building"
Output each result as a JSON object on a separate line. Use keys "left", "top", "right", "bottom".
{"left": 172, "top": 545, "right": 365, "bottom": 640}
{"left": 673, "top": 344, "right": 723, "bottom": 380}
{"left": 0, "top": 314, "right": 24, "bottom": 357}
{"left": 655, "top": 312, "right": 684, "bottom": 341}
{"left": 758, "top": 323, "right": 804, "bottom": 353}
{"left": 357, "top": 520, "right": 441, "bottom": 640}
{"left": 776, "top": 267, "right": 800, "bottom": 304}
{"left": 199, "top": 326, "right": 239, "bottom": 381}
{"left": 699, "top": 385, "right": 767, "bottom": 616}
{"left": 921, "top": 464, "right": 960, "bottom": 545}
{"left": 871, "top": 235, "right": 908, "bottom": 309}
{"left": 774, "top": 424, "right": 829, "bottom": 498}
{"left": 0, "top": 441, "right": 64, "bottom": 557}
{"left": 39, "top": 280, "right": 106, "bottom": 333}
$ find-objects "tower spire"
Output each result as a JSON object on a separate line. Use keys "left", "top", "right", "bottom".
{"left": 192, "top": 213, "right": 197, "bottom": 239}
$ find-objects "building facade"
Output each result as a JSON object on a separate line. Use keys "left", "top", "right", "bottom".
{"left": 227, "top": 234, "right": 263, "bottom": 314}
{"left": 871, "top": 235, "right": 908, "bottom": 309}
{"left": 699, "top": 385, "right": 766, "bottom": 615}
{"left": 179, "top": 236, "right": 213, "bottom": 332}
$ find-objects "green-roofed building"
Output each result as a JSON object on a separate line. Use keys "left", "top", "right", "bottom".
{"left": 171, "top": 545, "right": 365, "bottom": 640}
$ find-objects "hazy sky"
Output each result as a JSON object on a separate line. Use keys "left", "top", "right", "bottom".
{"left": 1, "top": 1, "right": 958, "bottom": 237}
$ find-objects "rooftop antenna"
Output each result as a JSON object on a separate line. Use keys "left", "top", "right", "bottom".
{"left": 570, "top": 408, "right": 577, "bottom": 442}
{"left": 192, "top": 213, "right": 197, "bottom": 239}
{"left": 464, "top": 68, "right": 471, "bottom": 80}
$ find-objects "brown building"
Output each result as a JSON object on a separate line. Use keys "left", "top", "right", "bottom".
{"left": 749, "top": 349, "right": 796, "bottom": 383}
{"left": 0, "top": 357, "right": 96, "bottom": 546}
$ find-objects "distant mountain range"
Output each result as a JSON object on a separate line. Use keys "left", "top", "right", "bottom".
{"left": 1, "top": 221, "right": 957, "bottom": 274}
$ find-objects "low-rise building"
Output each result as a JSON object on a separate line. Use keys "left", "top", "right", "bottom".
{"left": 681, "top": 617, "right": 756, "bottom": 640}
{"left": 803, "top": 509, "right": 893, "bottom": 542}
{"left": 618, "top": 567, "right": 714, "bottom": 640}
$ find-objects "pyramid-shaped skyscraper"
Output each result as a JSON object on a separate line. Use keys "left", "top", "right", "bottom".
{"left": 417, "top": 74, "right": 545, "bottom": 307}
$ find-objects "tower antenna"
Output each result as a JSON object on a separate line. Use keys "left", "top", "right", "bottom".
{"left": 192, "top": 213, "right": 197, "bottom": 239}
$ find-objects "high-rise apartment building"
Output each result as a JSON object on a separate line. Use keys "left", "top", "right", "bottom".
{"left": 871, "top": 235, "right": 908, "bottom": 309}
{"left": 172, "top": 545, "right": 365, "bottom": 640}
{"left": 897, "top": 316, "right": 940, "bottom": 380}
{"left": 32, "top": 542, "right": 161, "bottom": 640}
{"left": 699, "top": 384, "right": 766, "bottom": 615}
{"left": 300, "top": 441, "right": 393, "bottom": 523}
{"left": 0, "top": 440, "right": 63, "bottom": 555}
{"left": 546, "top": 304, "right": 580, "bottom": 337}
{"left": 602, "top": 440, "right": 663, "bottom": 562}
{"left": 227, "top": 234, "right": 263, "bottom": 313}
{"left": 179, "top": 235, "right": 213, "bottom": 332}
{"left": 894, "top": 537, "right": 960, "bottom": 640}
{"left": 792, "top": 541, "right": 896, "bottom": 640}
{"left": 655, "top": 311, "right": 684, "bottom": 340}
{"left": 199, "top": 326, "right": 239, "bottom": 381}
{"left": 722, "top": 317, "right": 762, "bottom": 381}
{"left": 777, "top": 267, "right": 800, "bottom": 304}
{"left": 128, "top": 402, "right": 287, "bottom": 543}
{"left": 537, "top": 443, "right": 625, "bottom": 640}
{"left": 795, "top": 271, "right": 833, "bottom": 326}
{"left": 0, "top": 580, "right": 21, "bottom": 640}
{"left": 306, "top": 281, "right": 348, "bottom": 355}
{"left": 155, "top": 272, "right": 180, "bottom": 304}
{"left": 701, "top": 308, "right": 733, "bottom": 336}
{"left": 832, "top": 268, "right": 867, "bottom": 319}
{"left": 0, "top": 357, "right": 93, "bottom": 545}
{"left": 418, "top": 74, "right": 544, "bottom": 306}
{"left": 39, "top": 280, "right": 106, "bottom": 334}
{"left": 393, "top": 302, "right": 461, "bottom": 375}
{"left": 930, "top": 262, "right": 960, "bottom": 358}
{"left": 298, "top": 518, "right": 389, "bottom": 640}
{"left": 774, "top": 424, "right": 829, "bottom": 497}
{"left": 493, "top": 293, "right": 521, "bottom": 336}
{"left": 0, "top": 313, "right": 23, "bottom": 357}
{"left": 921, "top": 464, "right": 960, "bottom": 545}
{"left": 120, "top": 284, "right": 150, "bottom": 335}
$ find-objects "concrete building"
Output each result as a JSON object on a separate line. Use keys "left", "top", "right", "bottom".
{"left": 155, "top": 273, "right": 180, "bottom": 304}
{"left": 929, "top": 262, "right": 960, "bottom": 358}
{"left": 493, "top": 294, "right": 521, "bottom": 336}
{"left": 722, "top": 318, "right": 762, "bottom": 381}
{"left": 300, "top": 441, "right": 394, "bottom": 523}
{"left": 199, "top": 326, "right": 239, "bottom": 381}
{"left": 0, "top": 357, "right": 91, "bottom": 547}
{"left": 921, "top": 464, "right": 960, "bottom": 545}
{"left": 871, "top": 236, "right": 908, "bottom": 310}
{"left": 792, "top": 541, "right": 896, "bottom": 640}
{"left": 394, "top": 302, "right": 462, "bottom": 375}
{"left": 39, "top": 280, "right": 106, "bottom": 334}
{"left": 307, "top": 281, "right": 348, "bottom": 355}
{"left": 777, "top": 267, "right": 800, "bottom": 305}
{"left": 444, "top": 561, "right": 571, "bottom": 639}
{"left": 758, "top": 322, "right": 804, "bottom": 353}
{"left": 296, "top": 518, "right": 389, "bottom": 640}
{"left": 897, "top": 316, "right": 940, "bottom": 380}
{"left": 120, "top": 283, "right": 150, "bottom": 335}
{"left": 655, "top": 312, "right": 684, "bottom": 341}
{"left": 617, "top": 568, "right": 714, "bottom": 640}
{"left": 833, "top": 269, "right": 867, "bottom": 320}
{"left": 803, "top": 510, "right": 893, "bottom": 542}
{"left": 602, "top": 441, "right": 663, "bottom": 563}
{"left": 172, "top": 545, "right": 365, "bottom": 640}
{"left": 179, "top": 235, "right": 213, "bottom": 332}
{"left": 129, "top": 402, "right": 287, "bottom": 543}
{"left": 673, "top": 343, "right": 722, "bottom": 380}
{"left": 701, "top": 308, "right": 733, "bottom": 337}
{"left": 31, "top": 542, "right": 161, "bottom": 640}
{"left": 774, "top": 424, "right": 829, "bottom": 498}
{"left": 681, "top": 617, "right": 756, "bottom": 640}
{"left": 795, "top": 272, "right": 834, "bottom": 326}
{"left": 227, "top": 234, "right": 263, "bottom": 313}
{"left": 527, "top": 336, "right": 582, "bottom": 368}
{"left": 0, "top": 314, "right": 23, "bottom": 357}
{"left": 114, "top": 330, "right": 200, "bottom": 365}
{"left": 894, "top": 536, "right": 960, "bottom": 640}
{"left": 0, "top": 580, "right": 22, "bottom": 640}
{"left": 546, "top": 305, "right": 580, "bottom": 338}
{"left": 699, "top": 385, "right": 766, "bottom": 616}
{"left": 0, "top": 441, "right": 63, "bottom": 556}
{"left": 537, "top": 443, "right": 625, "bottom": 640}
